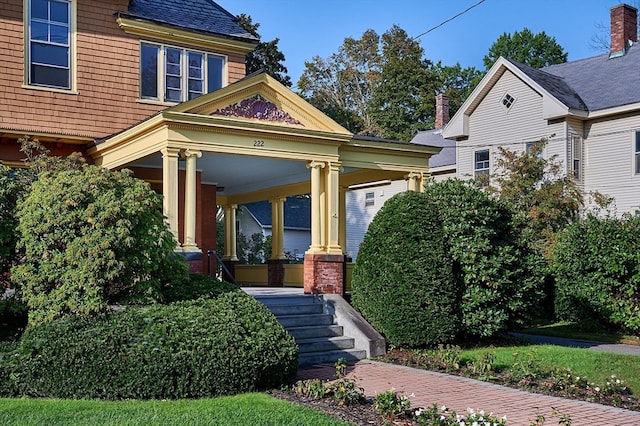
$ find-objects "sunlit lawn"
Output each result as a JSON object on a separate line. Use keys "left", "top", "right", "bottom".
{"left": 0, "top": 393, "right": 350, "bottom": 426}
{"left": 518, "top": 321, "right": 640, "bottom": 346}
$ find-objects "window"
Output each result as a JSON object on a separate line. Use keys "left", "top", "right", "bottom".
{"left": 501, "top": 93, "right": 515, "bottom": 110}
{"left": 365, "top": 192, "right": 375, "bottom": 207}
{"left": 474, "top": 149, "right": 490, "bottom": 177}
{"left": 568, "top": 135, "right": 582, "bottom": 180}
{"left": 140, "top": 42, "right": 225, "bottom": 103}
{"left": 28, "top": 0, "right": 71, "bottom": 89}
{"left": 635, "top": 131, "right": 640, "bottom": 175}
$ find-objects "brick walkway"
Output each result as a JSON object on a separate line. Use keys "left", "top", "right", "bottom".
{"left": 298, "top": 360, "right": 640, "bottom": 425}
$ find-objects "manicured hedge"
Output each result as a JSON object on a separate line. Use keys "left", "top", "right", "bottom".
{"left": 552, "top": 214, "right": 640, "bottom": 332}
{"left": 5, "top": 290, "right": 297, "bottom": 399}
{"left": 351, "top": 191, "right": 459, "bottom": 347}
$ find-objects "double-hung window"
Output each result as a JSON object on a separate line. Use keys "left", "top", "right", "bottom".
{"left": 365, "top": 192, "right": 375, "bottom": 207}
{"left": 140, "top": 42, "right": 225, "bottom": 103}
{"left": 474, "top": 149, "right": 490, "bottom": 177}
{"left": 568, "top": 135, "right": 582, "bottom": 180}
{"left": 28, "top": 0, "right": 71, "bottom": 89}
{"left": 635, "top": 131, "right": 640, "bottom": 175}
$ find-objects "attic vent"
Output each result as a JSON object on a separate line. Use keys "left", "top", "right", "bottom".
{"left": 501, "top": 93, "right": 515, "bottom": 109}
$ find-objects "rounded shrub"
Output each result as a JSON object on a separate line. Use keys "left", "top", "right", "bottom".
{"left": 351, "top": 191, "right": 459, "bottom": 348}
{"left": 11, "top": 290, "right": 297, "bottom": 399}
{"left": 552, "top": 214, "right": 640, "bottom": 333}
{"left": 11, "top": 165, "right": 188, "bottom": 326}
{"left": 423, "top": 179, "right": 545, "bottom": 338}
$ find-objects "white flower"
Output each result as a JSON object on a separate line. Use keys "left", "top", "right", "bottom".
{"left": 595, "top": 386, "right": 601, "bottom": 392}
{"left": 410, "top": 392, "right": 415, "bottom": 398}
{"left": 441, "top": 405, "right": 447, "bottom": 411}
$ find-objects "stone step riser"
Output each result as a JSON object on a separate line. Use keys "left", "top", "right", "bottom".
{"left": 277, "top": 314, "right": 334, "bottom": 328}
{"left": 267, "top": 304, "right": 324, "bottom": 316}
{"left": 297, "top": 337, "right": 355, "bottom": 353}
{"left": 298, "top": 349, "right": 367, "bottom": 367}
{"left": 287, "top": 325, "right": 344, "bottom": 339}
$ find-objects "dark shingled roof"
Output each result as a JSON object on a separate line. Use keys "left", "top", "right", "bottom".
{"left": 506, "top": 43, "right": 640, "bottom": 113}
{"left": 122, "top": 0, "right": 258, "bottom": 43}
{"left": 410, "top": 130, "right": 456, "bottom": 168}
{"left": 242, "top": 197, "right": 311, "bottom": 230}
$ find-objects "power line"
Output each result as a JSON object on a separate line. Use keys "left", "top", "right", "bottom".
{"left": 413, "top": 0, "right": 487, "bottom": 40}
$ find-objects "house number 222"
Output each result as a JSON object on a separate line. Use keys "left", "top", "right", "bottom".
{"left": 253, "top": 140, "right": 265, "bottom": 147}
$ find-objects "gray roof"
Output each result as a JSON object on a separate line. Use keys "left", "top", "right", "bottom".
{"left": 410, "top": 130, "right": 456, "bottom": 168}
{"left": 506, "top": 43, "right": 640, "bottom": 112}
{"left": 122, "top": 0, "right": 258, "bottom": 43}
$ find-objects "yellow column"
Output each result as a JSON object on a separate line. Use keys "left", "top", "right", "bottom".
{"left": 306, "top": 160, "right": 325, "bottom": 253}
{"left": 181, "top": 149, "right": 202, "bottom": 251}
{"left": 406, "top": 171, "right": 424, "bottom": 192}
{"left": 326, "top": 162, "right": 342, "bottom": 255}
{"left": 161, "top": 147, "right": 180, "bottom": 245}
{"left": 223, "top": 204, "right": 238, "bottom": 261}
{"left": 339, "top": 185, "right": 347, "bottom": 256}
{"left": 270, "top": 196, "right": 286, "bottom": 259}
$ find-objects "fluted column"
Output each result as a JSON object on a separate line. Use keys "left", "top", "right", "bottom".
{"left": 406, "top": 171, "right": 424, "bottom": 192}
{"left": 181, "top": 149, "right": 202, "bottom": 251}
{"left": 306, "top": 160, "right": 325, "bottom": 253}
{"left": 223, "top": 204, "right": 238, "bottom": 261}
{"left": 339, "top": 185, "right": 348, "bottom": 256}
{"left": 326, "top": 162, "right": 342, "bottom": 255}
{"left": 161, "top": 147, "right": 180, "bottom": 246}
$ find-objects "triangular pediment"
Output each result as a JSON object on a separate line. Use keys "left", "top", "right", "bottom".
{"left": 167, "top": 73, "right": 352, "bottom": 135}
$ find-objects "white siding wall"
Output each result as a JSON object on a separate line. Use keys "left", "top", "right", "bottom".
{"left": 583, "top": 116, "right": 640, "bottom": 215}
{"left": 346, "top": 180, "right": 408, "bottom": 260}
{"left": 457, "top": 70, "right": 566, "bottom": 181}
{"left": 283, "top": 230, "right": 311, "bottom": 259}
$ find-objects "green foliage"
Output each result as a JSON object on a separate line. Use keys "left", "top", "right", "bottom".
{"left": 7, "top": 291, "right": 297, "bottom": 399}
{"left": 483, "top": 27, "right": 568, "bottom": 70}
{"left": 368, "top": 25, "right": 437, "bottom": 141}
{"left": 414, "top": 404, "right": 507, "bottom": 426}
{"left": 236, "top": 14, "right": 291, "bottom": 87}
{"left": 552, "top": 214, "right": 640, "bottom": 333}
{"left": 290, "top": 357, "right": 365, "bottom": 406}
{"left": 160, "top": 274, "right": 238, "bottom": 303}
{"left": 236, "top": 232, "right": 272, "bottom": 264}
{"left": 373, "top": 390, "right": 410, "bottom": 420}
{"left": 351, "top": 191, "right": 459, "bottom": 348}
{"left": 424, "top": 179, "right": 545, "bottom": 338}
{"left": 11, "top": 165, "right": 188, "bottom": 326}
{"left": 0, "top": 165, "right": 25, "bottom": 288}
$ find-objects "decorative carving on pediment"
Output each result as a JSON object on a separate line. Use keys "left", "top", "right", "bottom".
{"left": 211, "top": 94, "right": 303, "bottom": 126}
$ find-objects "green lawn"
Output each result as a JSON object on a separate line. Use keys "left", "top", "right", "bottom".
{"left": 460, "top": 343, "right": 640, "bottom": 393}
{"left": 518, "top": 321, "right": 640, "bottom": 346}
{"left": 0, "top": 393, "right": 349, "bottom": 426}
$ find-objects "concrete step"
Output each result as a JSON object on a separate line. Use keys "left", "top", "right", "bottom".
{"left": 276, "top": 313, "right": 334, "bottom": 328}
{"left": 297, "top": 336, "right": 355, "bottom": 353}
{"left": 298, "top": 349, "right": 367, "bottom": 367}
{"left": 266, "top": 303, "right": 324, "bottom": 316}
{"left": 254, "top": 294, "right": 323, "bottom": 307}
{"left": 287, "top": 324, "right": 344, "bottom": 340}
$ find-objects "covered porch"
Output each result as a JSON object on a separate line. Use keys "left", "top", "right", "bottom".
{"left": 89, "top": 73, "right": 439, "bottom": 294}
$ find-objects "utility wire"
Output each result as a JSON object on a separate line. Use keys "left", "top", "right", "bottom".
{"left": 413, "top": 0, "right": 487, "bottom": 40}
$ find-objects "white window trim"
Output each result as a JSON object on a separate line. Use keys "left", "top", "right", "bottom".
{"left": 139, "top": 41, "right": 227, "bottom": 104}
{"left": 23, "top": 0, "right": 77, "bottom": 93}
{"left": 634, "top": 130, "right": 640, "bottom": 177}
{"left": 568, "top": 135, "right": 583, "bottom": 181}
{"left": 474, "top": 148, "right": 490, "bottom": 177}
{"left": 364, "top": 192, "right": 375, "bottom": 207}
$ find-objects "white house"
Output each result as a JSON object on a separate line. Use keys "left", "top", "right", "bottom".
{"left": 443, "top": 4, "right": 640, "bottom": 216}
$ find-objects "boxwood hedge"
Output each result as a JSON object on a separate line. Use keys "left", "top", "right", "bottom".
{"left": 4, "top": 290, "right": 297, "bottom": 399}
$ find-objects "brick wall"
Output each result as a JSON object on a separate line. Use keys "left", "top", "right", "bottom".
{"left": 0, "top": 0, "right": 248, "bottom": 141}
{"left": 304, "top": 254, "right": 344, "bottom": 295}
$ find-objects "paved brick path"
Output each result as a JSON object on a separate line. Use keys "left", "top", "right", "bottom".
{"left": 298, "top": 360, "right": 640, "bottom": 425}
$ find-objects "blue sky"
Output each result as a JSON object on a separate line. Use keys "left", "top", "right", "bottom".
{"left": 226, "top": 1, "right": 632, "bottom": 85}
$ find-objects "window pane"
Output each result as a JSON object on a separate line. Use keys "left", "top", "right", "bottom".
{"left": 31, "top": 0, "right": 48, "bottom": 20}
{"left": 49, "top": 23, "right": 68, "bottom": 44}
{"left": 166, "top": 76, "right": 180, "bottom": 90}
{"left": 31, "top": 21, "right": 48, "bottom": 41}
{"left": 636, "top": 153, "right": 640, "bottom": 175}
{"left": 140, "top": 44, "right": 158, "bottom": 98}
{"left": 166, "top": 88, "right": 182, "bottom": 102}
{"left": 636, "top": 132, "right": 640, "bottom": 153}
{"left": 31, "top": 64, "right": 68, "bottom": 88}
{"left": 207, "top": 55, "right": 223, "bottom": 92}
{"left": 32, "top": 42, "right": 68, "bottom": 67}
{"left": 50, "top": 0, "right": 69, "bottom": 23}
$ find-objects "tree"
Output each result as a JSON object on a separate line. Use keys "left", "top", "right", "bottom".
{"left": 433, "top": 61, "right": 483, "bottom": 118}
{"left": 297, "top": 29, "right": 381, "bottom": 134}
{"left": 368, "top": 25, "right": 438, "bottom": 141}
{"left": 236, "top": 14, "right": 291, "bottom": 87}
{"left": 483, "top": 28, "right": 568, "bottom": 70}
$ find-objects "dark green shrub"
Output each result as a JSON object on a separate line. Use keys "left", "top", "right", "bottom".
{"left": 10, "top": 291, "right": 297, "bottom": 399}
{"left": 351, "top": 191, "right": 459, "bottom": 347}
{"left": 161, "top": 274, "right": 239, "bottom": 303}
{"left": 11, "top": 165, "right": 189, "bottom": 326}
{"left": 423, "top": 179, "right": 545, "bottom": 338}
{"left": 552, "top": 214, "right": 640, "bottom": 333}
{"left": 0, "top": 165, "right": 25, "bottom": 287}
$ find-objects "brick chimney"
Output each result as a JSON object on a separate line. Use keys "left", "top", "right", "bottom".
{"left": 610, "top": 4, "right": 638, "bottom": 58}
{"left": 435, "top": 93, "right": 449, "bottom": 130}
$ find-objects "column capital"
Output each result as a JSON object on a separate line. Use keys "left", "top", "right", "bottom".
{"left": 307, "top": 160, "right": 326, "bottom": 170}
{"left": 181, "top": 149, "right": 203, "bottom": 159}
{"left": 161, "top": 146, "right": 181, "bottom": 157}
